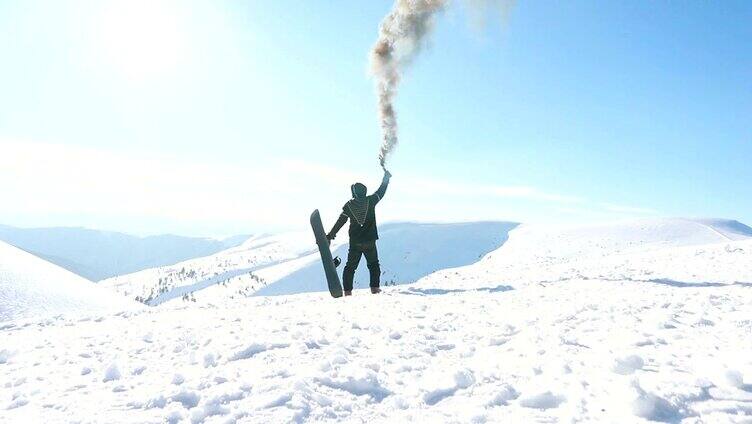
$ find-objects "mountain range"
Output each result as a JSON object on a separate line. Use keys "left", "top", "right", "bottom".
{"left": 0, "top": 224, "right": 249, "bottom": 281}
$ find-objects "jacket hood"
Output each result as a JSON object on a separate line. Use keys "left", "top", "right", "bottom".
{"left": 351, "top": 183, "right": 367, "bottom": 199}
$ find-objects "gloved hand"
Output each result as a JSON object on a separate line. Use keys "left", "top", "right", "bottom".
{"left": 383, "top": 169, "right": 392, "bottom": 180}
{"left": 326, "top": 233, "right": 335, "bottom": 245}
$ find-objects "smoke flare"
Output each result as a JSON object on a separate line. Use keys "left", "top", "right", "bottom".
{"left": 370, "top": 0, "right": 515, "bottom": 167}
{"left": 371, "top": 0, "right": 449, "bottom": 167}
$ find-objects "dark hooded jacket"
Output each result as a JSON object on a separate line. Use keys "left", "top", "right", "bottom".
{"left": 327, "top": 178, "right": 389, "bottom": 244}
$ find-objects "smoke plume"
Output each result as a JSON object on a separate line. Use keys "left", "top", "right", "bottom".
{"left": 370, "top": 0, "right": 514, "bottom": 167}
{"left": 371, "top": 0, "right": 448, "bottom": 167}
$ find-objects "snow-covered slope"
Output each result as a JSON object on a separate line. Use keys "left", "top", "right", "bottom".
{"left": 0, "top": 241, "right": 140, "bottom": 322}
{"left": 101, "top": 232, "right": 319, "bottom": 305}
{"left": 0, "top": 224, "right": 250, "bottom": 281}
{"left": 103, "top": 221, "right": 518, "bottom": 304}
{"left": 420, "top": 218, "right": 752, "bottom": 292}
{"left": 2, "top": 218, "right": 750, "bottom": 423}
{"left": 496, "top": 217, "right": 751, "bottom": 260}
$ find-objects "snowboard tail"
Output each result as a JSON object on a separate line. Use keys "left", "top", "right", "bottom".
{"left": 310, "top": 209, "right": 343, "bottom": 298}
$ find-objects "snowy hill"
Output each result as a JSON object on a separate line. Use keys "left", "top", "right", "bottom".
{"left": 0, "top": 224, "right": 250, "bottom": 281}
{"left": 0, "top": 241, "right": 140, "bottom": 322}
{"left": 101, "top": 232, "right": 320, "bottom": 305}
{"left": 102, "top": 221, "right": 518, "bottom": 305}
{"left": 419, "top": 218, "right": 752, "bottom": 292}
{"left": 2, "top": 218, "right": 751, "bottom": 423}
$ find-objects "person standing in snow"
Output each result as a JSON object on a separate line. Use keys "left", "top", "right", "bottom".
{"left": 326, "top": 169, "right": 392, "bottom": 295}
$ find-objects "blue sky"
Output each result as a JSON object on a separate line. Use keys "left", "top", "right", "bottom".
{"left": 0, "top": 0, "right": 750, "bottom": 236}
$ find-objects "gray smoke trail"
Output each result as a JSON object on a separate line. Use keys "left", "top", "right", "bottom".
{"left": 370, "top": 0, "right": 515, "bottom": 167}
{"left": 371, "top": 0, "right": 449, "bottom": 168}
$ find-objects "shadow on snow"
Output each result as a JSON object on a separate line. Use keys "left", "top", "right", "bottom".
{"left": 400, "top": 285, "right": 514, "bottom": 296}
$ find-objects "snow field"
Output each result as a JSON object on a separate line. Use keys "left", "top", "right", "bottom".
{"left": 2, "top": 218, "right": 751, "bottom": 422}
{"left": 1, "top": 278, "right": 750, "bottom": 423}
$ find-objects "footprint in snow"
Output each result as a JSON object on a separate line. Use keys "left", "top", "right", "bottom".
{"left": 229, "top": 343, "right": 290, "bottom": 361}
{"left": 487, "top": 384, "right": 519, "bottom": 406}
{"left": 423, "top": 369, "right": 475, "bottom": 406}
{"left": 436, "top": 343, "right": 455, "bottom": 351}
{"left": 695, "top": 318, "right": 715, "bottom": 327}
{"left": 171, "top": 374, "right": 185, "bottom": 385}
{"left": 102, "top": 363, "right": 121, "bottom": 382}
{"left": 518, "top": 391, "right": 566, "bottom": 409}
{"left": 488, "top": 338, "right": 509, "bottom": 346}
{"left": 612, "top": 355, "right": 645, "bottom": 375}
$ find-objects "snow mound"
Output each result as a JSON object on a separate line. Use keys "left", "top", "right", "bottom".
{"left": 0, "top": 241, "right": 139, "bottom": 322}
{"left": 493, "top": 217, "right": 752, "bottom": 261}
{"left": 420, "top": 217, "right": 752, "bottom": 292}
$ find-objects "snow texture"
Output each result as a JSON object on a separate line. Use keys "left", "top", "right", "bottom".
{"left": 1, "top": 218, "right": 751, "bottom": 423}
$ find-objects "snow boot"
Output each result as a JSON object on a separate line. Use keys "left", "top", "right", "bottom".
{"left": 344, "top": 290, "right": 352, "bottom": 296}
{"left": 370, "top": 287, "right": 382, "bottom": 294}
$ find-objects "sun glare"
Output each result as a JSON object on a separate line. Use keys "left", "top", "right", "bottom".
{"left": 94, "top": 0, "right": 187, "bottom": 81}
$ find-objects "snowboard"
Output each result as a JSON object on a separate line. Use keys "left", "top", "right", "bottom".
{"left": 310, "top": 209, "right": 343, "bottom": 298}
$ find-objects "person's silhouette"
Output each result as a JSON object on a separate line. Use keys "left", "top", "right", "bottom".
{"left": 327, "top": 169, "right": 392, "bottom": 295}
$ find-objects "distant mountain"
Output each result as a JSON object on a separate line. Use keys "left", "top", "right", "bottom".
{"left": 0, "top": 240, "right": 140, "bottom": 322}
{"left": 0, "top": 225, "right": 250, "bottom": 281}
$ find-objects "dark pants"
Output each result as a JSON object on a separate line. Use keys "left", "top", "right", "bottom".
{"left": 343, "top": 241, "right": 380, "bottom": 291}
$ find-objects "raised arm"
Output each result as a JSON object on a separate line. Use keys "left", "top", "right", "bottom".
{"left": 327, "top": 213, "right": 348, "bottom": 242}
{"left": 374, "top": 170, "right": 392, "bottom": 202}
